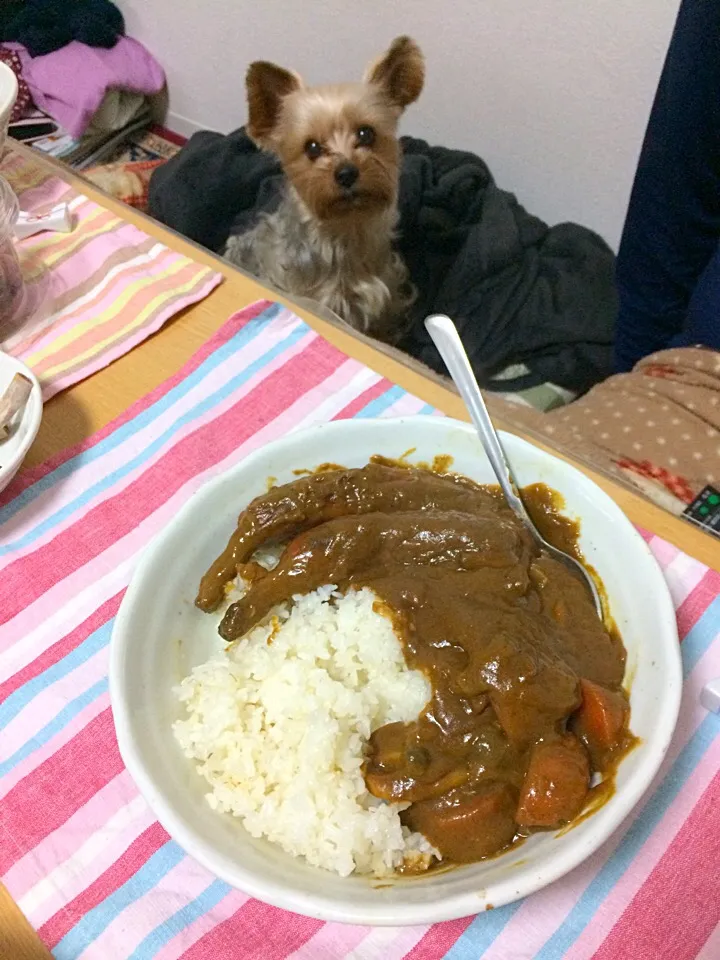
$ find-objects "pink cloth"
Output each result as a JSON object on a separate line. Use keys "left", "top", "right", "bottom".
{"left": 0, "top": 300, "right": 719, "bottom": 959}
{"left": 10, "top": 37, "right": 165, "bottom": 138}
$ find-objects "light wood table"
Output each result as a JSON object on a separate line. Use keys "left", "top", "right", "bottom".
{"left": 2, "top": 142, "right": 718, "bottom": 960}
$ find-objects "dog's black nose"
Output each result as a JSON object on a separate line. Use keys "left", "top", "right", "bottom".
{"left": 335, "top": 163, "right": 359, "bottom": 189}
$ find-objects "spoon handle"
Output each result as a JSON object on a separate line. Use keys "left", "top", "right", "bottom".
{"left": 425, "top": 314, "right": 533, "bottom": 529}
{"left": 426, "top": 313, "right": 603, "bottom": 619}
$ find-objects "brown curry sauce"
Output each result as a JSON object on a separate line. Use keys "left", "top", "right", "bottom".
{"left": 195, "top": 458, "right": 635, "bottom": 869}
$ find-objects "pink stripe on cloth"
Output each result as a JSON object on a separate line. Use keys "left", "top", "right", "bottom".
{"left": 41, "top": 271, "right": 222, "bottom": 400}
{"left": 18, "top": 197, "right": 112, "bottom": 255}
{"left": 662, "top": 551, "right": 710, "bottom": 610}
{"left": 591, "top": 769, "right": 720, "bottom": 960}
{"left": 0, "top": 693, "right": 110, "bottom": 804}
{"left": 562, "top": 738, "right": 720, "bottom": 960}
{"left": 38, "top": 821, "right": 169, "bottom": 951}
{"left": 481, "top": 856, "right": 606, "bottom": 960}
{"left": 182, "top": 900, "right": 323, "bottom": 960}
{"left": 332, "top": 377, "right": 394, "bottom": 419}
{"left": 0, "top": 311, "right": 311, "bottom": 558}
{"left": 1, "top": 298, "right": 718, "bottom": 960}
{"left": 286, "top": 921, "right": 371, "bottom": 959}
{"left": 0, "top": 708, "right": 122, "bottom": 875}
{"left": 0, "top": 335, "right": 340, "bottom": 625}
{"left": 677, "top": 569, "right": 720, "bottom": 637}
{"left": 25, "top": 202, "right": 149, "bottom": 272}
{"left": 696, "top": 923, "right": 720, "bottom": 960}
{"left": 6, "top": 769, "right": 142, "bottom": 907}
{"left": 34, "top": 210, "right": 162, "bottom": 278}
{"left": 11, "top": 175, "right": 73, "bottom": 214}
{"left": 0, "top": 299, "right": 273, "bottom": 505}
{"left": 646, "top": 536, "right": 680, "bottom": 570}
{"left": 32, "top": 267, "right": 216, "bottom": 376}
{"left": 153, "top": 890, "right": 250, "bottom": 960}
{"left": 0, "top": 349, "right": 359, "bottom": 673}
{"left": 1, "top": 354, "right": 366, "bottom": 687}
{"left": 78, "top": 856, "right": 216, "bottom": 960}
{"left": 27, "top": 798, "right": 155, "bottom": 933}
{"left": 0, "top": 592, "right": 120, "bottom": 705}
{"left": 0, "top": 153, "right": 222, "bottom": 398}
{"left": 379, "top": 392, "right": 431, "bottom": 418}
{"left": 0, "top": 356, "right": 366, "bottom": 690}
{"left": 16, "top": 243, "right": 180, "bottom": 358}
{"left": 361, "top": 926, "right": 434, "bottom": 958}
{"left": 1, "top": 643, "right": 108, "bottom": 762}
{"left": 37, "top": 262, "right": 232, "bottom": 374}
{"left": 0, "top": 554, "right": 132, "bottom": 685}
{"left": 403, "top": 917, "right": 475, "bottom": 958}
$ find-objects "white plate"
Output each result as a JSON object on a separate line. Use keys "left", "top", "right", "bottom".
{"left": 110, "top": 417, "right": 681, "bottom": 926}
{"left": 0, "top": 353, "right": 42, "bottom": 496}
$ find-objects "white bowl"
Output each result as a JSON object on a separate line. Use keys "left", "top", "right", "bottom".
{"left": 110, "top": 417, "right": 681, "bottom": 925}
{"left": 0, "top": 352, "right": 42, "bottom": 495}
{"left": 0, "top": 60, "right": 18, "bottom": 152}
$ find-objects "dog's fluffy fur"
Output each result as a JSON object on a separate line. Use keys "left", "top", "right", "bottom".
{"left": 224, "top": 37, "right": 424, "bottom": 340}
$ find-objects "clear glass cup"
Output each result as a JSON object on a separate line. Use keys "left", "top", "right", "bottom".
{"left": 0, "top": 174, "right": 50, "bottom": 339}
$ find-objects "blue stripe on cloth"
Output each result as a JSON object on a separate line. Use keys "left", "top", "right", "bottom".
{"left": 127, "top": 878, "right": 232, "bottom": 960}
{"left": 534, "top": 712, "right": 718, "bottom": 959}
{"left": 443, "top": 901, "right": 523, "bottom": 960}
{"left": 354, "top": 383, "right": 406, "bottom": 417}
{"left": 0, "top": 677, "right": 108, "bottom": 777}
{"left": 0, "top": 315, "right": 308, "bottom": 557}
{"left": 681, "top": 596, "right": 720, "bottom": 676}
{"left": 0, "top": 302, "right": 287, "bottom": 533}
{"left": 0, "top": 620, "right": 111, "bottom": 730}
{"left": 2, "top": 367, "right": 414, "bottom": 740}
{"left": 53, "top": 842, "right": 186, "bottom": 960}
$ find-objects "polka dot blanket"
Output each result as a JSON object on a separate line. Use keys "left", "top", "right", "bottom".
{"left": 494, "top": 347, "right": 720, "bottom": 516}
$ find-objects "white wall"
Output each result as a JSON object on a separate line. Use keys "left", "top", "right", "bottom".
{"left": 118, "top": 0, "right": 680, "bottom": 249}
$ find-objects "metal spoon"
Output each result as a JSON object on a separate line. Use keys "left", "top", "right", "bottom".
{"left": 425, "top": 313, "right": 603, "bottom": 619}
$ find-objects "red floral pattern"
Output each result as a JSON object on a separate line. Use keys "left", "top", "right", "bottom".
{"left": 642, "top": 363, "right": 677, "bottom": 379}
{"left": 614, "top": 457, "right": 695, "bottom": 503}
{"left": 0, "top": 49, "right": 33, "bottom": 123}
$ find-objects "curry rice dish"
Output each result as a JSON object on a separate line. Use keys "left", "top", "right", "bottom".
{"left": 173, "top": 460, "right": 633, "bottom": 877}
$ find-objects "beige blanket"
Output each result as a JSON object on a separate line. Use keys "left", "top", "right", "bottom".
{"left": 495, "top": 347, "right": 720, "bottom": 515}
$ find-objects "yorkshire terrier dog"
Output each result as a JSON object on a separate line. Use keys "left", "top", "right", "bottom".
{"left": 224, "top": 37, "right": 424, "bottom": 340}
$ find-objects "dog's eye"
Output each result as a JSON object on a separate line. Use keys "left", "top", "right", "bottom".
{"left": 304, "top": 140, "right": 323, "bottom": 160}
{"left": 356, "top": 126, "right": 376, "bottom": 147}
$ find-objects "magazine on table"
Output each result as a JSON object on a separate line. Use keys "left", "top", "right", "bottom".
{"left": 9, "top": 108, "right": 152, "bottom": 169}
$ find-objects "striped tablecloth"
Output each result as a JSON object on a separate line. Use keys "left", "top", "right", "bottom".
{"left": 0, "top": 151, "right": 222, "bottom": 399}
{"left": 1, "top": 301, "right": 719, "bottom": 960}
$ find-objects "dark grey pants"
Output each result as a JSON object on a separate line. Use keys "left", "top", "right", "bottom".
{"left": 614, "top": 0, "right": 720, "bottom": 371}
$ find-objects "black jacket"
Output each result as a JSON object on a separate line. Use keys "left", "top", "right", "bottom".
{"left": 0, "top": 0, "right": 124, "bottom": 57}
{"left": 149, "top": 129, "right": 617, "bottom": 393}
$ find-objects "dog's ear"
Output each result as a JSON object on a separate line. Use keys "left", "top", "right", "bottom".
{"left": 246, "top": 61, "right": 302, "bottom": 147}
{"left": 364, "top": 37, "right": 424, "bottom": 112}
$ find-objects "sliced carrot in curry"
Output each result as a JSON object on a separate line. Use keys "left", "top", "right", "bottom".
{"left": 573, "top": 678, "right": 629, "bottom": 762}
{"left": 516, "top": 733, "right": 589, "bottom": 829}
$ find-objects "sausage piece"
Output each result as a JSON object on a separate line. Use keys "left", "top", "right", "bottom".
{"left": 516, "top": 733, "right": 589, "bottom": 829}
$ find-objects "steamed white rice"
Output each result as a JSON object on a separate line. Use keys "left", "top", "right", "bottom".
{"left": 173, "top": 585, "right": 435, "bottom": 877}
